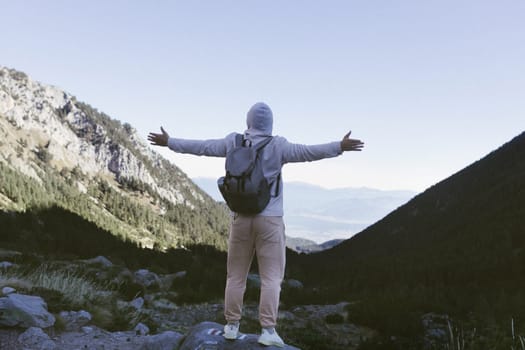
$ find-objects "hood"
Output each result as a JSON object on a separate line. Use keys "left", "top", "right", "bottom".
{"left": 245, "top": 102, "right": 273, "bottom": 136}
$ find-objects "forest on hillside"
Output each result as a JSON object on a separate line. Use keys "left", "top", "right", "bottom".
{"left": 0, "top": 160, "right": 229, "bottom": 251}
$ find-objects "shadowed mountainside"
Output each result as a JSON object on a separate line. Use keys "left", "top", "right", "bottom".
{"left": 287, "top": 131, "right": 525, "bottom": 339}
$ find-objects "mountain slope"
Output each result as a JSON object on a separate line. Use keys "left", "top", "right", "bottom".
{"left": 325, "top": 130, "right": 525, "bottom": 271}
{"left": 287, "top": 131, "right": 525, "bottom": 332}
{"left": 0, "top": 66, "right": 229, "bottom": 251}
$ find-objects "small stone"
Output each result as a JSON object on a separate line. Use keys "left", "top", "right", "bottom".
{"left": 84, "top": 256, "right": 113, "bottom": 267}
{"left": 135, "top": 322, "right": 150, "bottom": 336}
{"left": 2, "top": 286, "right": 16, "bottom": 295}
{"left": 81, "top": 326, "right": 94, "bottom": 334}
{"left": 130, "top": 297, "right": 145, "bottom": 310}
{"left": 0, "top": 261, "right": 14, "bottom": 269}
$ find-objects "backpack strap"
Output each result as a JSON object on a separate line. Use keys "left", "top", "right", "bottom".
{"left": 253, "top": 137, "right": 280, "bottom": 197}
{"left": 253, "top": 137, "right": 278, "bottom": 195}
{"left": 235, "top": 133, "right": 244, "bottom": 147}
{"left": 273, "top": 172, "right": 281, "bottom": 197}
{"left": 237, "top": 134, "right": 273, "bottom": 152}
{"left": 253, "top": 136, "right": 273, "bottom": 153}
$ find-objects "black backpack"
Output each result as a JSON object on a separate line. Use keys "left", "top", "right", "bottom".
{"left": 217, "top": 134, "right": 277, "bottom": 214}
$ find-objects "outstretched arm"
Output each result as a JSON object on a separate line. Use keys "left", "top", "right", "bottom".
{"left": 148, "top": 127, "right": 170, "bottom": 147}
{"left": 282, "top": 131, "right": 364, "bottom": 163}
{"left": 340, "top": 131, "right": 364, "bottom": 152}
{"left": 148, "top": 127, "right": 230, "bottom": 157}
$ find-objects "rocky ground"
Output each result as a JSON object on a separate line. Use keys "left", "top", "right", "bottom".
{"left": 0, "top": 301, "right": 374, "bottom": 349}
{"left": 0, "top": 251, "right": 377, "bottom": 350}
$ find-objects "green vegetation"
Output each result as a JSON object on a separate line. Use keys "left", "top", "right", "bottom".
{"left": 35, "top": 144, "right": 53, "bottom": 163}
{"left": 0, "top": 260, "right": 153, "bottom": 332}
{"left": 283, "top": 323, "right": 343, "bottom": 350}
{"left": 0, "top": 159, "right": 229, "bottom": 250}
{"left": 0, "top": 261, "right": 109, "bottom": 324}
{"left": 0, "top": 264, "right": 104, "bottom": 311}
{"left": 1, "top": 67, "right": 230, "bottom": 250}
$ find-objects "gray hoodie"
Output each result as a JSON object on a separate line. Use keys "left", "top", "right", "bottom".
{"left": 167, "top": 102, "right": 342, "bottom": 216}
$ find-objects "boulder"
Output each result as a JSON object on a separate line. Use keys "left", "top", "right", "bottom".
{"left": 178, "top": 321, "right": 301, "bottom": 350}
{"left": 0, "top": 261, "right": 14, "bottom": 269}
{"left": 174, "top": 270, "right": 187, "bottom": 279}
{"left": 130, "top": 296, "right": 145, "bottom": 310}
{"left": 148, "top": 296, "right": 178, "bottom": 312}
{"left": 135, "top": 322, "right": 150, "bottom": 336}
{"left": 140, "top": 330, "right": 184, "bottom": 350}
{"left": 53, "top": 325, "right": 183, "bottom": 349}
{"left": 0, "top": 293, "right": 55, "bottom": 328}
{"left": 283, "top": 279, "right": 303, "bottom": 290}
{"left": 0, "top": 249, "right": 21, "bottom": 260}
{"left": 81, "top": 326, "right": 95, "bottom": 334}
{"left": 17, "top": 327, "right": 57, "bottom": 350}
{"left": 59, "top": 310, "right": 92, "bottom": 331}
{"left": 134, "top": 269, "right": 161, "bottom": 288}
{"left": 83, "top": 255, "right": 113, "bottom": 268}
{"left": 158, "top": 271, "right": 186, "bottom": 290}
{"left": 2, "top": 286, "right": 16, "bottom": 295}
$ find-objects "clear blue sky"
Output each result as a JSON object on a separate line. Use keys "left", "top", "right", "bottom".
{"left": 1, "top": 0, "right": 524, "bottom": 191}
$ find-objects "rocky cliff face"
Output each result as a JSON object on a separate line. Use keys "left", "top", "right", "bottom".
{"left": 0, "top": 66, "right": 200, "bottom": 205}
{"left": 0, "top": 66, "right": 229, "bottom": 250}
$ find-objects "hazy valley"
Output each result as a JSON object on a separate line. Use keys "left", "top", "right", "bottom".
{"left": 194, "top": 177, "right": 416, "bottom": 251}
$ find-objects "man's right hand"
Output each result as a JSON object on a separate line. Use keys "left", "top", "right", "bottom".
{"left": 148, "top": 127, "right": 170, "bottom": 147}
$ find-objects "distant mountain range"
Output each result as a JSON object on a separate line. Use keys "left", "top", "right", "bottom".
{"left": 193, "top": 177, "right": 416, "bottom": 246}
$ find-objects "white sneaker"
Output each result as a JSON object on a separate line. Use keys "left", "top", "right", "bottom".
{"left": 223, "top": 322, "right": 239, "bottom": 340}
{"left": 258, "top": 327, "right": 285, "bottom": 347}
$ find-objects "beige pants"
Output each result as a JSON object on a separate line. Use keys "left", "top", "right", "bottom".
{"left": 224, "top": 215, "right": 286, "bottom": 328}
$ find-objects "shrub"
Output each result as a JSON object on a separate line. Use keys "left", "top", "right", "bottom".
{"left": 1, "top": 264, "right": 112, "bottom": 310}
{"left": 35, "top": 145, "right": 53, "bottom": 163}
{"left": 325, "top": 313, "right": 345, "bottom": 324}
{"left": 30, "top": 287, "right": 68, "bottom": 312}
{"left": 26, "top": 265, "right": 103, "bottom": 307}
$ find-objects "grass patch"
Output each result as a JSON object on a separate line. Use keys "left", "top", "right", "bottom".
{"left": 1, "top": 263, "right": 112, "bottom": 310}
{"left": 0, "top": 263, "right": 147, "bottom": 331}
{"left": 28, "top": 265, "right": 103, "bottom": 306}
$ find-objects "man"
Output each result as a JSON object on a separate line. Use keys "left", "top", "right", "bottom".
{"left": 148, "top": 102, "right": 364, "bottom": 347}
